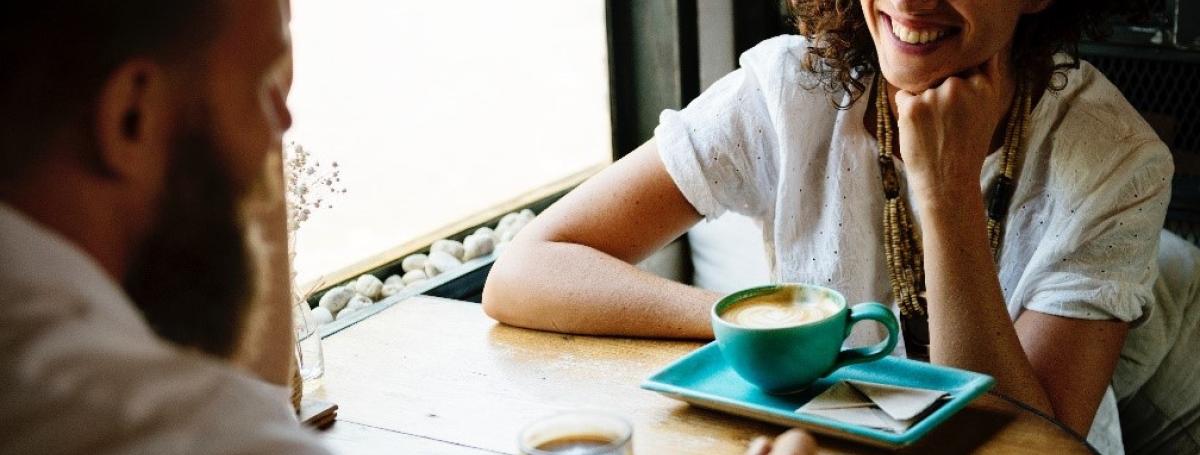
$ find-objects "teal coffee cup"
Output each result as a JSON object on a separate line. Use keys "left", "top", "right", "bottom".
{"left": 712, "top": 283, "right": 900, "bottom": 394}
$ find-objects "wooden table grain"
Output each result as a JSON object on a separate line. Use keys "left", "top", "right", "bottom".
{"left": 314, "top": 296, "right": 1093, "bottom": 454}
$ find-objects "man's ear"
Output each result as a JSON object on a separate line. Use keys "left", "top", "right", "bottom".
{"left": 94, "top": 60, "right": 174, "bottom": 181}
{"left": 1021, "top": 0, "right": 1054, "bottom": 14}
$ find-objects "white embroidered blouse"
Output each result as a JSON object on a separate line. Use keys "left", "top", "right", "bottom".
{"left": 656, "top": 35, "right": 1174, "bottom": 454}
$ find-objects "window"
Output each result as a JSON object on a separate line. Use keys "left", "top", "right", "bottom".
{"left": 286, "top": 0, "right": 612, "bottom": 285}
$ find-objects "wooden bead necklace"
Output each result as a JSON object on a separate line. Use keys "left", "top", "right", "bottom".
{"left": 873, "top": 78, "right": 1032, "bottom": 361}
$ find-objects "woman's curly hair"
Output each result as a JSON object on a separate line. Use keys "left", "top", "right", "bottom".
{"left": 787, "top": 0, "right": 1152, "bottom": 106}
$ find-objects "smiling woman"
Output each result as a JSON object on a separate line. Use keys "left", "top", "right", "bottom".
{"left": 786, "top": 0, "right": 1146, "bottom": 102}
{"left": 480, "top": 2, "right": 1176, "bottom": 455}
{"left": 284, "top": 0, "right": 612, "bottom": 286}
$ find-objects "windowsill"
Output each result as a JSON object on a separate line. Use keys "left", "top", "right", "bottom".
{"left": 317, "top": 252, "right": 497, "bottom": 338}
{"left": 300, "top": 163, "right": 603, "bottom": 294}
{"left": 306, "top": 162, "right": 607, "bottom": 336}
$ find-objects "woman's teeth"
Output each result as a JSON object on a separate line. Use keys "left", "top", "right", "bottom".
{"left": 891, "top": 21, "right": 948, "bottom": 45}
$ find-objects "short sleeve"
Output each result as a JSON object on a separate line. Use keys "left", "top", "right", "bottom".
{"left": 1014, "top": 139, "right": 1174, "bottom": 323}
{"left": 655, "top": 37, "right": 795, "bottom": 219}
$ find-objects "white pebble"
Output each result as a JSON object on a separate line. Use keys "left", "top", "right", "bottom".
{"left": 511, "top": 214, "right": 533, "bottom": 233}
{"left": 499, "top": 228, "right": 519, "bottom": 243}
{"left": 336, "top": 308, "right": 358, "bottom": 321}
{"left": 462, "top": 234, "right": 495, "bottom": 261}
{"left": 427, "top": 250, "right": 463, "bottom": 275}
{"left": 402, "top": 254, "right": 428, "bottom": 273}
{"left": 310, "top": 307, "right": 334, "bottom": 326}
{"left": 402, "top": 269, "right": 428, "bottom": 285}
{"left": 424, "top": 261, "right": 440, "bottom": 277}
{"left": 497, "top": 212, "right": 521, "bottom": 231}
{"left": 384, "top": 274, "right": 403, "bottom": 287}
{"left": 318, "top": 286, "right": 354, "bottom": 314}
{"left": 474, "top": 226, "right": 496, "bottom": 242}
{"left": 496, "top": 214, "right": 533, "bottom": 244}
{"left": 519, "top": 208, "right": 535, "bottom": 219}
{"left": 431, "top": 239, "right": 466, "bottom": 261}
{"left": 347, "top": 294, "right": 373, "bottom": 312}
{"left": 381, "top": 283, "right": 404, "bottom": 298}
{"left": 353, "top": 274, "right": 384, "bottom": 300}
{"left": 495, "top": 241, "right": 510, "bottom": 255}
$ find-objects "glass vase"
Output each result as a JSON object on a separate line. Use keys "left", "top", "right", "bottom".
{"left": 294, "top": 298, "right": 325, "bottom": 394}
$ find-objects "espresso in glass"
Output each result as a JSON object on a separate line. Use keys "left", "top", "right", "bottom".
{"left": 532, "top": 434, "right": 621, "bottom": 453}
{"left": 518, "top": 412, "right": 632, "bottom": 455}
{"left": 719, "top": 287, "right": 840, "bottom": 328}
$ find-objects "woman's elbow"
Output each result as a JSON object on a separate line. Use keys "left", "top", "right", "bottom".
{"left": 481, "top": 242, "right": 535, "bottom": 325}
{"left": 481, "top": 275, "right": 515, "bottom": 325}
{"left": 480, "top": 286, "right": 517, "bottom": 325}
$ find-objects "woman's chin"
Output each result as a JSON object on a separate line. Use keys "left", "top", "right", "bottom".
{"left": 879, "top": 68, "right": 950, "bottom": 94}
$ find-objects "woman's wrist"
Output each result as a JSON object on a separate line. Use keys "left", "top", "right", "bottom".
{"left": 909, "top": 173, "right": 985, "bottom": 217}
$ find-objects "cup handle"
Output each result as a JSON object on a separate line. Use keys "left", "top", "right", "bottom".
{"left": 832, "top": 302, "right": 900, "bottom": 369}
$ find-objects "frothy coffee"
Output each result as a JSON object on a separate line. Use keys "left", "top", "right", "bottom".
{"left": 720, "top": 288, "right": 840, "bottom": 328}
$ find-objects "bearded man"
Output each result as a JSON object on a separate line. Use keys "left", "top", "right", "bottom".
{"left": 0, "top": 1, "right": 330, "bottom": 453}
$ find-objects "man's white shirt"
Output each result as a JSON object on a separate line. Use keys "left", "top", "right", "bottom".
{"left": 0, "top": 203, "right": 329, "bottom": 454}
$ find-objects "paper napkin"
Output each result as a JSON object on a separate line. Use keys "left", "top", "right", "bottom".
{"left": 796, "top": 380, "right": 948, "bottom": 433}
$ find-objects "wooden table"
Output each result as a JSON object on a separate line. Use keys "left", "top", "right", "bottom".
{"left": 313, "top": 296, "right": 1093, "bottom": 454}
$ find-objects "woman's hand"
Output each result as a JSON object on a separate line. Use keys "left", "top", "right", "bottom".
{"left": 894, "top": 50, "right": 1016, "bottom": 207}
{"left": 745, "top": 429, "right": 818, "bottom": 455}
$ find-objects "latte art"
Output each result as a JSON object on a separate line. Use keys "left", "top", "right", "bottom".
{"left": 712, "top": 284, "right": 900, "bottom": 393}
{"left": 721, "top": 290, "right": 840, "bottom": 328}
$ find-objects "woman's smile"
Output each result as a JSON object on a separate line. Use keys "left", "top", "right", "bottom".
{"left": 881, "top": 13, "right": 961, "bottom": 55}
{"left": 863, "top": 0, "right": 1026, "bottom": 92}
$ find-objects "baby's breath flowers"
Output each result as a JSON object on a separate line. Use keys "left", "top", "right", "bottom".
{"left": 285, "top": 142, "right": 346, "bottom": 235}
{"left": 285, "top": 141, "right": 346, "bottom": 297}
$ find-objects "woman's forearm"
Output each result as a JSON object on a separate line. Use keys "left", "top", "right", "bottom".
{"left": 482, "top": 239, "right": 721, "bottom": 339}
{"left": 920, "top": 197, "right": 1054, "bottom": 414}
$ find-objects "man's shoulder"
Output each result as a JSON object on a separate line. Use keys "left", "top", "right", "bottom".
{"left": 0, "top": 277, "right": 160, "bottom": 351}
{"left": 0, "top": 286, "right": 327, "bottom": 454}
{"left": 0, "top": 283, "right": 172, "bottom": 383}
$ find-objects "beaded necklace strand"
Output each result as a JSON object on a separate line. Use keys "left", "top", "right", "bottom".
{"left": 873, "top": 78, "right": 1033, "bottom": 361}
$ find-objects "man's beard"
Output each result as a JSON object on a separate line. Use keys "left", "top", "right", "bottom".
{"left": 123, "top": 117, "right": 259, "bottom": 359}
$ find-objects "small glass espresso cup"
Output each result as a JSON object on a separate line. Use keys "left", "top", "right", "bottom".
{"left": 518, "top": 412, "right": 633, "bottom": 455}
{"left": 712, "top": 283, "right": 899, "bottom": 394}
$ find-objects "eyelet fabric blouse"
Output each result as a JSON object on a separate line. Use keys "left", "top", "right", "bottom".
{"left": 655, "top": 35, "right": 1174, "bottom": 454}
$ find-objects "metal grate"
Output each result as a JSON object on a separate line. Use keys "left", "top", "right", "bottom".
{"left": 1082, "top": 52, "right": 1200, "bottom": 156}
{"left": 1166, "top": 218, "right": 1200, "bottom": 245}
{"left": 1082, "top": 45, "right": 1200, "bottom": 245}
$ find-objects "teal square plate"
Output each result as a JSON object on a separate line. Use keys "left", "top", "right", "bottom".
{"left": 641, "top": 342, "right": 995, "bottom": 449}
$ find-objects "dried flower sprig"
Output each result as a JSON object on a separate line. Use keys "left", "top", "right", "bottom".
{"left": 284, "top": 141, "right": 346, "bottom": 301}
{"left": 285, "top": 141, "right": 346, "bottom": 235}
